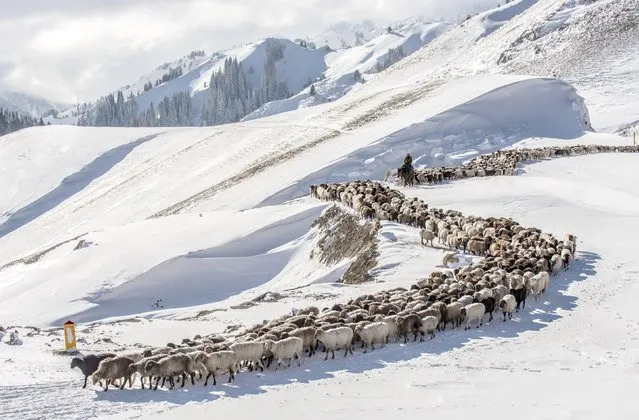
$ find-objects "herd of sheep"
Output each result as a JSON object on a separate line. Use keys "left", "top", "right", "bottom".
{"left": 70, "top": 144, "right": 631, "bottom": 392}
{"left": 404, "top": 144, "right": 638, "bottom": 185}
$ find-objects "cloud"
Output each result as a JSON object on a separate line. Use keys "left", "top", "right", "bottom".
{"left": 0, "top": 0, "right": 500, "bottom": 103}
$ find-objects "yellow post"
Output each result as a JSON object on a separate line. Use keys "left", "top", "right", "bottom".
{"left": 63, "top": 320, "right": 77, "bottom": 352}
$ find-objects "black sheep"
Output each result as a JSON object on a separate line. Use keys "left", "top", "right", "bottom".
{"left": 71, "top": 353, "right": 116, "bottom": 388}
{"left": 510, "top": 287, "right": 528, "bottom": 312}
{"left": 480, "top": 296, "right": 496, "bottom": 322}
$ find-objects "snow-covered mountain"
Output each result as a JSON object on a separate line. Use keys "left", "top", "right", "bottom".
{"left": 243, "top": 19, "right": 453, "bottom": 121}
{"left": 49, "top": 0, "right": 639, "bottom": 132}
{"left": 496, "top": 0, "right": 639, "bottom": 132}
{"left": 306, "top": 20, "right": 382, "bottom": 50}
{"left": 0, "top": 89, "right": 70, "bottom": 118}
{"left": 50, "top": 18, "right": 457, "bottom": 127}
{"left": 2, "top": 1, "right": 639, "bottom": 417}
{"left": 55, "top": 38, "right": 329, "bottom": 127}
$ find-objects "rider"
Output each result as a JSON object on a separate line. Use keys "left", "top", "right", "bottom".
{"left": 404, "top": 153, "right": 413, "bottom": 167}
{"left": 399, "top": 153, "right": 416, "bottom": 184}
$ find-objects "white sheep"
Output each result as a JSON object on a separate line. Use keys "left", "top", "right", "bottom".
{"left": 418, "top": 316, "right": 439, "bottom": 340}
{"left": 124, "top": 354, "right": 167, "bottom": 389}
{"left": 466, "top": 238, "right": 486, "bottom": 255}
{"left": 551, "top": 254, "right": 562, "bottom": 276}
{"left": 354, "top": 322, "right": 389, "bottom": 352}
{"left": 151, "top": 346, "right": 173, "bottom": 356}
{"left": 186, "top": 350, "right": 211, "bottom": 379}
{"left": 229, "top": 341, "right": 266, "bottom": 372}
{"left": 475, "top": 288, "right": 492, "bottom": 301}
{"left": 194, "top": 350, "right": 237, "bottom": 386}
{"left": 508, "top": 274, "right": 525, "bottom": 290}
{"left": 443, "top": 301, "right": 463, "bottom": 329}
{"left": 425, "top": 219, "right": 438, "bottom": 233}
{"left": 287, "top": 326, "right": 318, "bottom": 356}
{"left": 564, "top": 240, "right": 575, "bottom": 255}
{"left": 91, "top": 356, "right": 135, "bottom": 391}
{"left": 264, "top": 337, "right": 303, "bottom": 368}
{"left": 499, "top": 295, "right": 517, "bottom": 321}
{"left": 144, "top": 354, "right": 201, "bottom": 390}
{"left": 438, "top": 229, "right": 449, "bottom": 245}
{"left": 528, "top": 272, "right": 550, "bottom": 301}
{"left": 460, "top": 303, "right": 485, "bottom": 330}
{"left": 457, "top": 295, "right": 474, "bottom": 307}
{"left": 561, "top": 248, "right": 572, "bottom": 270}
{"left": 564, "top": 234, "right": 577, "bottom": 253}
{"left": 447, "top": 234, "right": 460, "bottom": 249}
{"left": 314, "top": 326, "right": 354, "bottom": 360}
{"left": 491, "top": 285, "right": 509, "bottom": 303}
{"left": 420, "top": 229, "right": 435, "bottom": 246}
{"left": 523, "top": 271, "right": 534, "bottom": 286}
{"left": 374, "top": 315, "right": 399, "bottom": 343}
{"left": 121, "top": 351, "right": 144, "bottom": 363}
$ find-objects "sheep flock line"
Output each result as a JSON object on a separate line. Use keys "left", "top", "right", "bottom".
{"left": 74, "top": 144, "right": 636, "bottom": 392}
{"left": 401, "top": 144, "right": 638, "bottom": 185}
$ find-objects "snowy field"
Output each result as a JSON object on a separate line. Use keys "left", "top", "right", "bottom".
{"left": 1, "top": 0, "right": 639, "bottom": 419}
{"left": 2, "top": 151, "right": 638, "bottom": 420}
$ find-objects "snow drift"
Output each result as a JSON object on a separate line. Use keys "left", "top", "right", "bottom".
{"left": 63, "top": 205, "right": 326, "bottom": 324}
{"left": 260, "top": 77, "right": 591, "bottom": 207}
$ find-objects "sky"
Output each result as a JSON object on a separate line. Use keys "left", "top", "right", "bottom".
{"left": 0, "top": 0, "right": 500, "bottom": 104}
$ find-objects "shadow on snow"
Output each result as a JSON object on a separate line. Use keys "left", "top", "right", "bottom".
{"left": 60, "top": 205, "right": 326, "bottom": 324}
{"left": 0, "top": 134, "right": 161, "bottom": 239}
{"left": 256, "top": 78, "right": 589, "bottom": 208}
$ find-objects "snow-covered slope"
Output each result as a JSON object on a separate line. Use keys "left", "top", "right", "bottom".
{"left": 1, "top": 135, "right": 637, "bottom": 419}
{"left": 0, "top": 90, "right": 69, "bottom": 118}
{"left": 307, "top": 20, "right": 381, "bottom": 50}
{"left": 0, "top": 74, "right": 587, "bottom": 276}
{"left": 137, "top": 38, "right": 327, "bottom": 113}
{"left": 497, "top": 0, "right": 639, "bottom": 132}
{"left": 45, "top": 0, "right": 639, "bottom": 131}
{"left": 139, "top": 153, "right": 639, "bottom": 419}
{"left": 0, "top": 73, "right": 593, "bottom": 327}
{"left": 244, "top": 20, "right": 452, "bottom": 121}
{"left": 48, "top": 39, "right": 329, "bottom": 126}
{"left": 0, "top": 0, "right": 633, "bottom": 332}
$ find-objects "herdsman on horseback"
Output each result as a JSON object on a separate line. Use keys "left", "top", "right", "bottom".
{"left": 403, "top": 153, "right": 413, "bottom": 168}
{"left": 397, "top": 153, "right": 416, "bottom": 186}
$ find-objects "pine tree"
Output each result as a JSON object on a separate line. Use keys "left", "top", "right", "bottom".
{"left": 375, "top": 46, "right": 406, "bottom": 73}
{"left": 310, "top": 84, "right": 316, "bottom": 95}
{"left": 0, "top": 107, "right": 44, "bottom": 137}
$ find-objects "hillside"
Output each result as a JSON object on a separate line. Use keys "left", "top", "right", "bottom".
{"left": 243, "top": 20, "right": 452, "bottom": 121}
{"left": 0, "top": 90, "right": 69, "bottom": 118}
{"left": 48, "top": 18, "right": 457, "bottom": 128}
{"left": 306, "top": 20, "right": 381, "bottom": 50}
{"left": 497, "top": 0, "right": 639, "bottom": 132}
{"left": 43, "top": 0, "right": 639, "bottom": 132}
{"left": 1, "top": 0, "right": 638, "bottom": 419}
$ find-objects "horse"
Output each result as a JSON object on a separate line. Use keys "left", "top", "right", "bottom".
{"left": 397, "top": 164, "right": 416, "bottom": 187}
